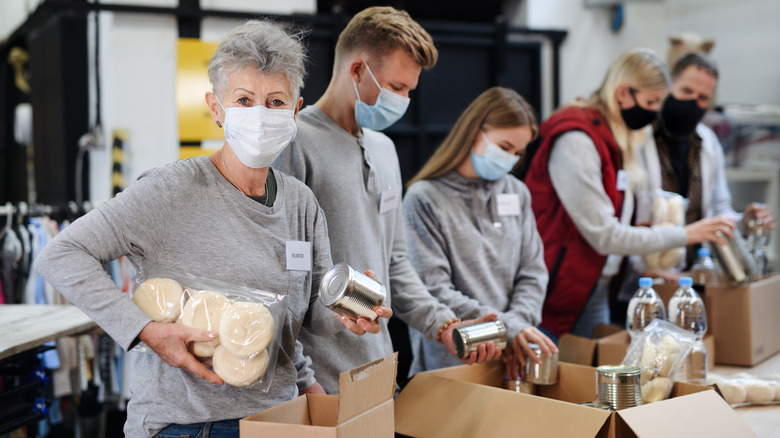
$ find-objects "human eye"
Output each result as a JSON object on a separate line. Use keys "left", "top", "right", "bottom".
{"left": 237, "top": 96, "right": 251, "bottom": 106}
{"left": 268, "top": 98, "right": 286, "bottom": 108}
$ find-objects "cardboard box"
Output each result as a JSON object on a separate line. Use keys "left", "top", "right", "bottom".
{"left": 395, "top": 360, "right": 755, "bottom": 438}
{"left": 596, "top": 330, "right": 716, "bottom": 371}
{"left": 241, "top": 353, "right": 397, "bottom": 438}
{"left": 558, "top": 324, "right": 624, "bottom": 367}
{"left": 655, "top": 274, "right": 780, "bottom": 366}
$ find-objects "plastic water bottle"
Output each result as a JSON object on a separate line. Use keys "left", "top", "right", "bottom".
{"left": 668, "top": 277, "right": 708, "bottom": 384}
{"left": 691, "top": 248, "right": 717, "bottom": 287}
{"left": 626, "top": 277, "right": 667, "bottom": 340}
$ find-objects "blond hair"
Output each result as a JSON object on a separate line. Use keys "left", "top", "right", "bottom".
{"left": 335, "top": 6, "right": 438, "bottom": 70}
{"left": 407, "top": 87, "right": 538, "bottom": 188}
{"left": 575, "top": 48, "right": 669, "bottom": 190}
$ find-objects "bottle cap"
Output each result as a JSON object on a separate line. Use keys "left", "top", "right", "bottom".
{"left": 638, "top": 277, "right": 653, "bottom": 287}
{"left": 679, "top": 277, "right": 693, "bottom": 287}
{"left": 697, "top": 248, "right": 710, "bottom": 257}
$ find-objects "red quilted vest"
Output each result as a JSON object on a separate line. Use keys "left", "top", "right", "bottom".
{"left": 524, "top": 106, "right": 624, "bottom": 337}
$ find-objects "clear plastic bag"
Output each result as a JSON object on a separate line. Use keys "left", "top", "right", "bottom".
{"left": 643, "top": 190, "right": 688, "bottom": 270}
{"left": 130, "top": 267, "right": 287, "bottom": 391}
{"left": 621, "top": 319, "right": 696, "bottom": 403}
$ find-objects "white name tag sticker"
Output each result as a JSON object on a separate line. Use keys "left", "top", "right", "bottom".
{"left": 378, "top": 187, "right": 402, "bottom": 214}
{"left": 496, "top": 193, "right": 521, "bottom": 216}
{"left": 286, "top": 240, "right": 312, "bottom": 271}
{"left": 616, "top": 170, "right": 630, "bottom": 192}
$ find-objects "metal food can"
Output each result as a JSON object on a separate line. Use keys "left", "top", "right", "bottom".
{"left": 525, "top": 343, "right": 559, "bottom": 385}
{"left": 503, "top": 377, "right": 535, "bottom": 394}
{"left": 319, "top": 263, "right": 386, "bottom": 321}
{"left": 595, "top": 365, "right": 642, "bottom": 410}
{"left": 452, "top": 320, "right": 507, "bottom": 359}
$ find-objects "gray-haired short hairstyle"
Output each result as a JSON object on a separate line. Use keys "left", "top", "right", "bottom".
{"left": 208, "top": 20, "right": 307, "bottom": 99}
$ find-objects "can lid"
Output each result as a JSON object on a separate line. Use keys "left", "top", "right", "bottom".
{"left": 596, "top": 364, "right": 640, "bottom": 377}
{"left": 452, "top": 328, "right": 467, "bottom": 359}
{"left": 319, "top": 263, "right": 351, "bottom": 306}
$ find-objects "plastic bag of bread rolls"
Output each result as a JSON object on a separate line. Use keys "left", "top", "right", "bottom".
{"left": 708, "top": 372, "right": 780, "bottom": 406}
{"left": 130, "top": 269, "right": 288, "bottom": 391}
{"left": 642, "top": 192, "right": 688, "bottom": 270}
{"left": 621, "top": 319, "right": 696, "bottom": 404}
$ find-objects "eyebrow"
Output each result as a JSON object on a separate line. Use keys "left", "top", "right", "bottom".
{"left": 232, "top": 87, "right": 255, "bottom": 96}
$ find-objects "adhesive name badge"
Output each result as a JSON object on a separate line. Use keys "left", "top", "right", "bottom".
{"left": 616, "top": 170, "right": 630, "bottom": 192}
{"left": 286, "top": 240, "right": 312, "bottom": 271}
{"left": 378, "top": 187, "right": 402, "bottom": 214}
{"left": 496, "top": 193, "right": 521, "bottom": 216}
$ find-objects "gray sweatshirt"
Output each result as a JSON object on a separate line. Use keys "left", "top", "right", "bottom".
{"left": 34, "top": 156, "right": 340, "bottom": 437}
{"left": 403, "top": 171, "right": 548, "bottom": 375}
{"left": 273, "top": 106, "right": 457, "bottom": 393}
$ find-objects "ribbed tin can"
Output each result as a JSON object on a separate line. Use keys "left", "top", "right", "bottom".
{"left": 595, "top": 365, "right": 642, "bottom": 410}
{"left": 319, "top": 263, "right": 386, "bottom": 321}
{"left": 525, "top": 344, "right": 559, "bottom": 385}
{"left": 452, "top": 320, "right": 507, "bottom": 359}
{"left": 503, "top": 377, "right": 535, "bottom": 394}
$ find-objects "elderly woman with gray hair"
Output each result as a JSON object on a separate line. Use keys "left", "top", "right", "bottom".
{"left": 35, "top": 20, "right": 389, "bottom": 437}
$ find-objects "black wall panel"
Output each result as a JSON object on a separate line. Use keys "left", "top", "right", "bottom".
{"left": 28, "top": 14, "right": 89, "bottom": 205}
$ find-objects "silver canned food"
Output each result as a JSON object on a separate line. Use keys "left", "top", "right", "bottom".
{"left": 452, "top": 320, "right": 507, "bottom": 359}
{"left": 525, "top": 343, "right": 559, "bottom": 385}
{"left": 595, "top": 365, "right": 642, "bottom": 410}
{"left": 319, "top": 263, "right": 386, "bottom": 321}
{"left": 503, "top": 377, "right": 535, "bottom": 394}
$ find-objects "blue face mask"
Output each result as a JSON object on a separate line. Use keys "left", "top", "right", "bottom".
{"left": 470, "top": 132, "right": 519, "bottom": 181}
{"left": 353, "top": 61, "right": 410, "bottom": 131}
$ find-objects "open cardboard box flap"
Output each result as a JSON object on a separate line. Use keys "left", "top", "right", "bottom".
{"left": 395, "top": 361, "right": 611, "bottom": 438}
{"left": 395, "top": 360, "right": 755, "bottom": 438}
{"left": 616, "top": 389, "right": 757, "bottom": 437}
{"left": 241, "top": 353, "right": 397, "bottom": 438}
{"left": 336, "top": 352, "right": 397, "bottom": 423}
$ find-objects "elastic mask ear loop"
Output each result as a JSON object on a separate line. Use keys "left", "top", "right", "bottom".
{"left": 353, "top": 61, "right": 381, "bottom": 102}
{"left": 215, "top": 95, "right": 226, "bottom": 128}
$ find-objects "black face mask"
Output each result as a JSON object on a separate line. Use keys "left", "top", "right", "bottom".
{"left": 620, "top": 88, "right": 658, "bottom": 130}
{"left": 661, "top": 95, "right": 707, "bottom": 138}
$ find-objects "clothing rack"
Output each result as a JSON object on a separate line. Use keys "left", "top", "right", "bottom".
{"left": 0, "top": 201, "right": 95, "bottom": 221}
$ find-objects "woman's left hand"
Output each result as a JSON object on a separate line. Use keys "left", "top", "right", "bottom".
{"left": 336, "top": 269, "right": 393, "bottom": 335}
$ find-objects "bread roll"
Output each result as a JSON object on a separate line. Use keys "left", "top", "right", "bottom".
{"left": 132, "top": 278, "right": 184, "bottom": 323}
{"left": 213, "top": 346, "right": 269, "bottom": 387}
{"left": 181, "top": 290, "right": 231, "bottom": 358}
{"left": 658, "top": 248, "right": 683, "bottom": 269}
{"left": 667, "top": 196, "right": 685, "bottom": 225}
{"left": 219, "top": 301, "right": 275, "bottom": 358}
{"left": 652, "top": 197, "right": 669, "bottom": 224}
{"left": 718, "top": 380, "right": 747, "bottom": 405}
{"left": 741, "top": 379, "right": 775, "bottom": 404}
{"left": 641, "top": 377, "right": 673, "bottom": 403}
{"left": 644, "top": 252, "right": 661, "bottom": 269}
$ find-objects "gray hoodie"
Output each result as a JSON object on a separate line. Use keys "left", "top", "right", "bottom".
{"left": 403, "top": 171, "right": 548, "bottom": 375}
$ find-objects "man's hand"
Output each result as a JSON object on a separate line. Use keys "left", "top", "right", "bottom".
{"left": 138, "top": 321, "right": 224, "bottom": 385}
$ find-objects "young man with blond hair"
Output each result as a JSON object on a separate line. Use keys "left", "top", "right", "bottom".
{"left": 275, "top": 6, "right": 499, "bottom": 394}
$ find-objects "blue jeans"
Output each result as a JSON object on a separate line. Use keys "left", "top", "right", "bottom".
{"left": 570, "top": 277, "right": 610, "bottom": 339}
{"left": 155, "top": 419, "right": 240, "bottom": 438}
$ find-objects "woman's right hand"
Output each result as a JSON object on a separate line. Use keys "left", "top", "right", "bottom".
{"left": 138, "top": 321, "right": 224, "bottom": 385}
{"left": 684, "top": 216, "right": 736, "bottom": 246}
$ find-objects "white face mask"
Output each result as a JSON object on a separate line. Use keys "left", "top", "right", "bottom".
{"left": 217, "top": 97, "right": 297, "bottom": 169}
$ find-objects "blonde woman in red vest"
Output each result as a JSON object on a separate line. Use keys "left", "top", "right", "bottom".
{"left": 523, "top": 48, "right": 734, "bottom": 343}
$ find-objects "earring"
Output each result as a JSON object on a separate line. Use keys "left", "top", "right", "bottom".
{"left": 216, "top": 121, "right": 222, "bottom": 128}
